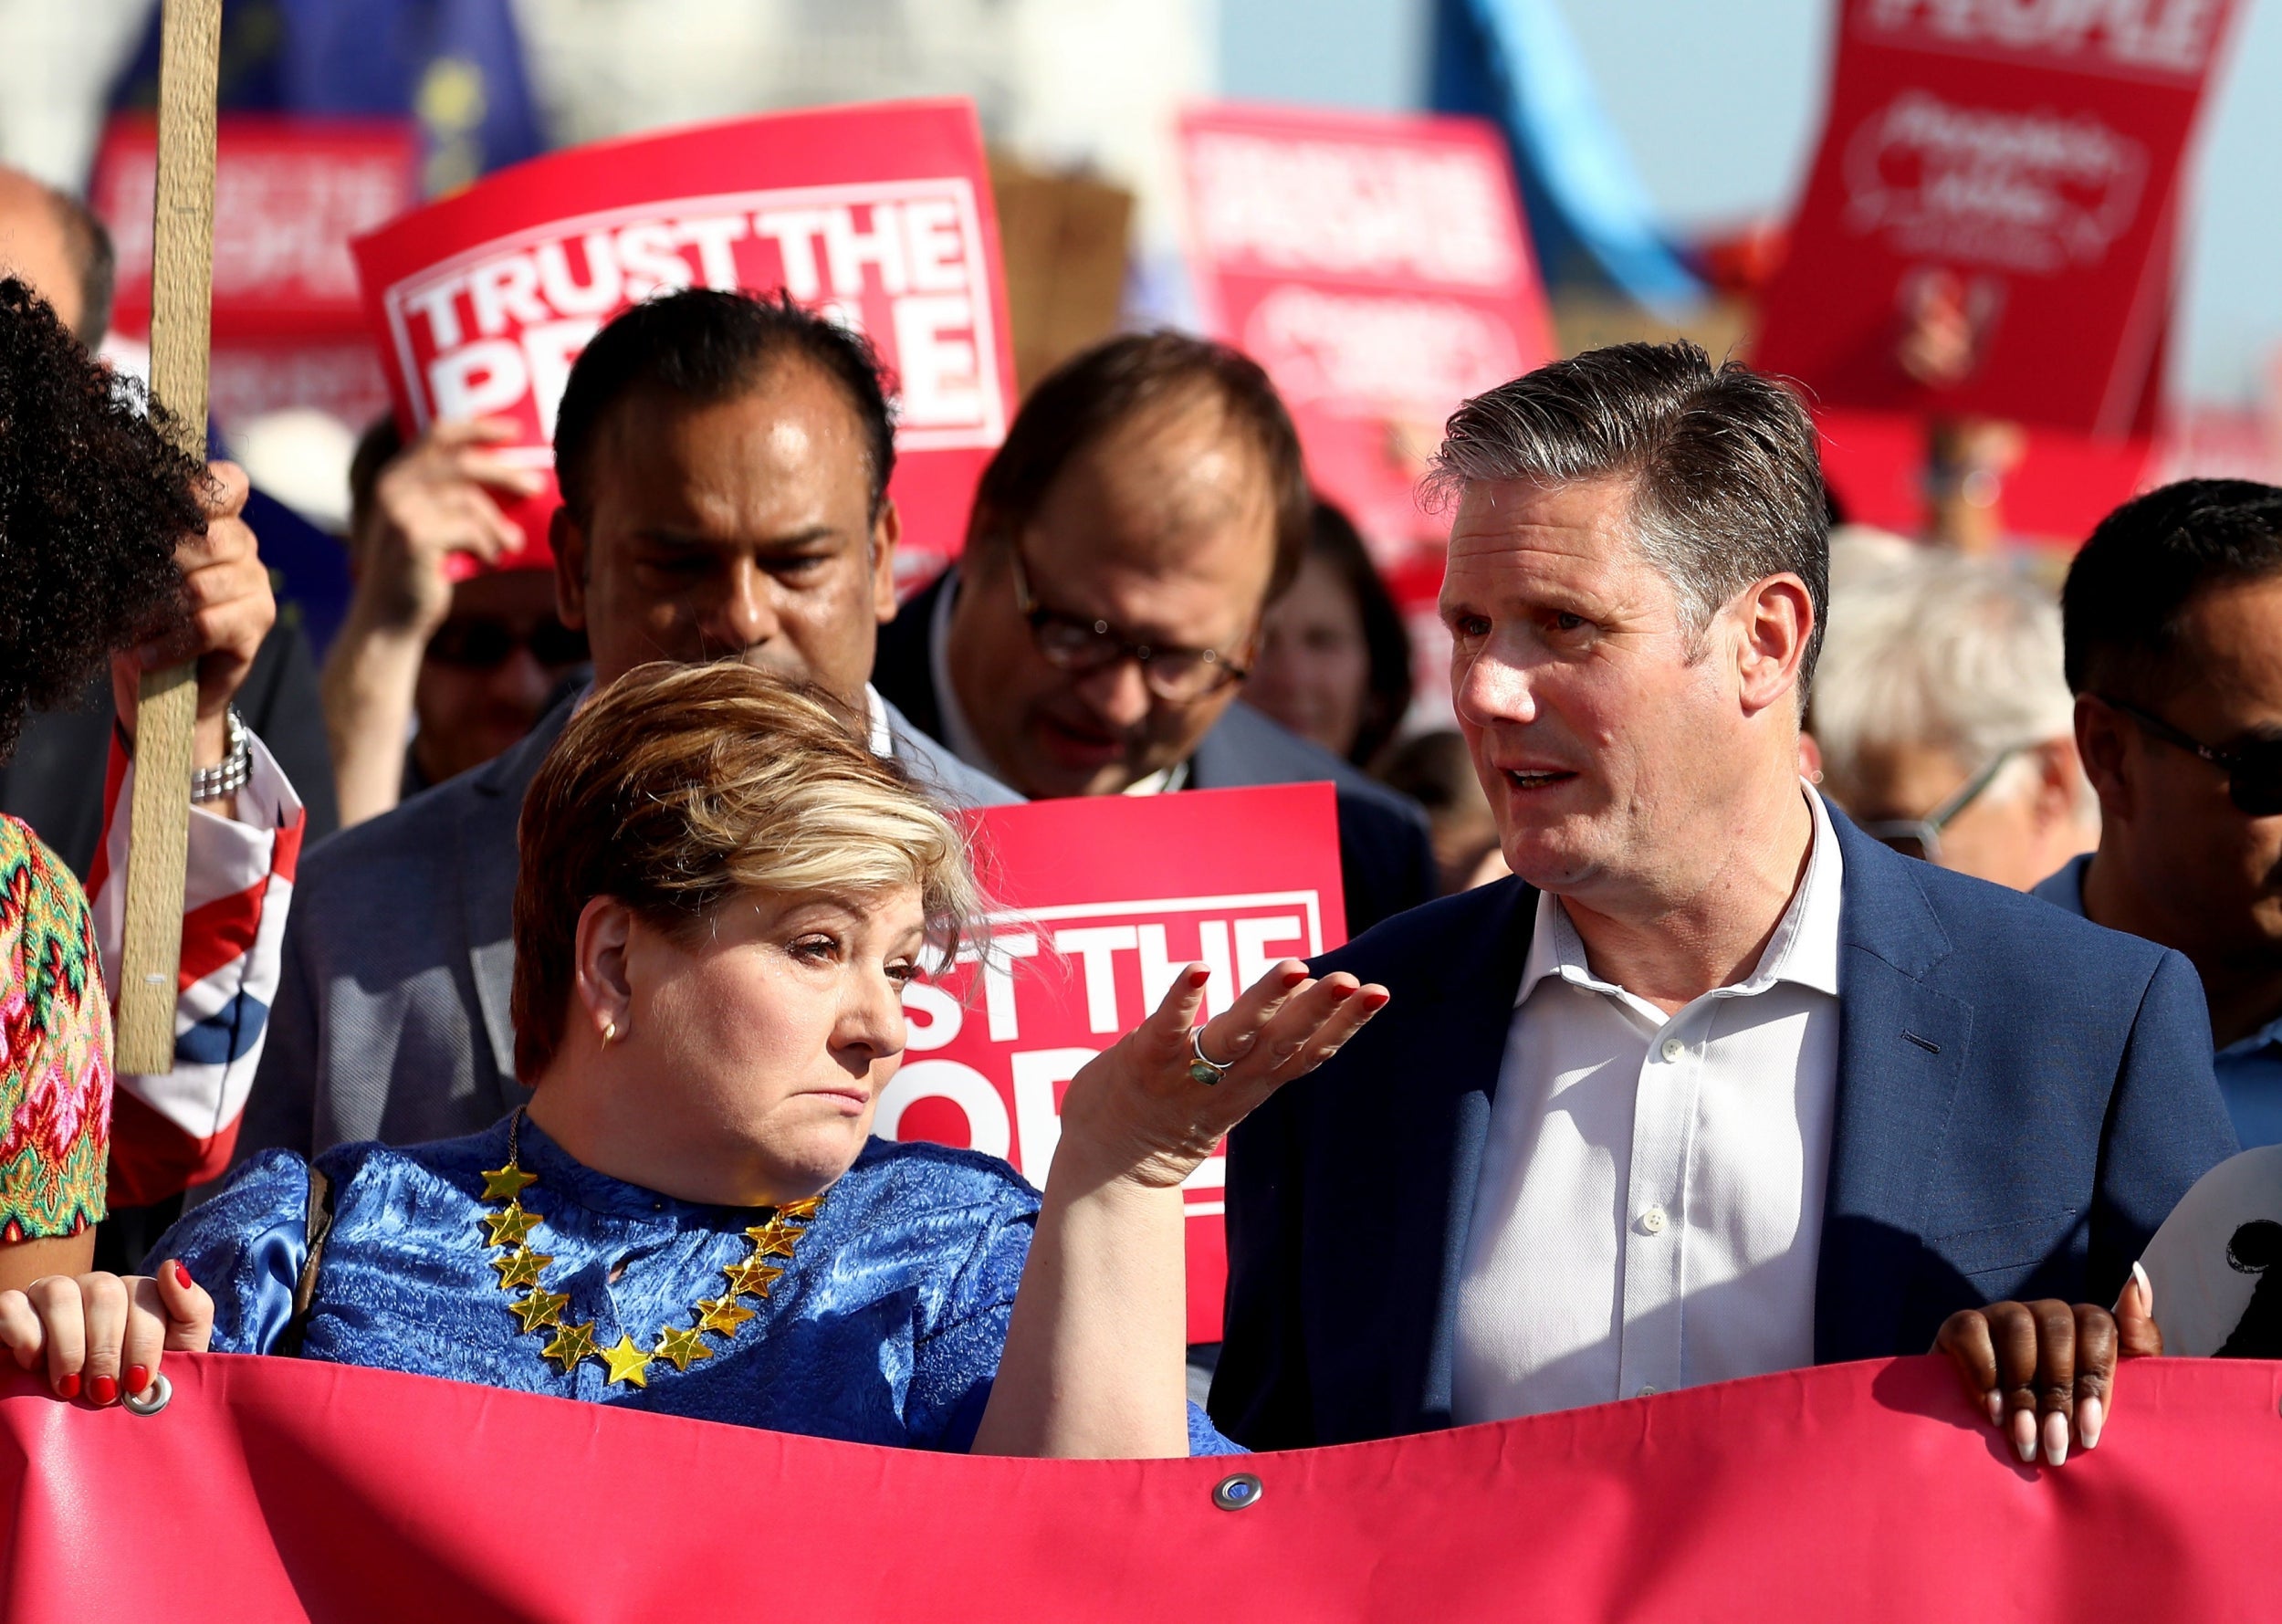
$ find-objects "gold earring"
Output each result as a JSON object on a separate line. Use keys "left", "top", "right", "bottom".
{"left": 601, "top": 1020, "right": 618, "bottom": 1045}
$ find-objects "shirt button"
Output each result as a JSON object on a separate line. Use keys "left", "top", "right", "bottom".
{"left": 1659, "top": 1037, "right": 1684, "bottom": 1063}
{"left": 1638, "top": 1384, "right": 1659, "bottom": 1399}
{"left": 1640, "top": 1205, "right": 1669, "bottom": 1234}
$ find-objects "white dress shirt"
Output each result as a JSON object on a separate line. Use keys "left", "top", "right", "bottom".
{"left": 1451, "top": 786, "right": 1845, "bottom": 1422}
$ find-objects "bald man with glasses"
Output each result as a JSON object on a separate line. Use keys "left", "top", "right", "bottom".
{"left": 874, "top": 331, "right": 1434, "bottom": 933}
{"left": 2036, "top": 480, "right": 2282, "bottom": 1147}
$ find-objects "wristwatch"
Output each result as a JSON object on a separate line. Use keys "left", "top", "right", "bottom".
{"left": 190, "top": 707, "right": 252, "bottom": 803}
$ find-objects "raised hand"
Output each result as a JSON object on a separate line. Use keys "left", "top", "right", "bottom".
{"left": 0, "top": 1260, "right": 215, "bottom": 1404}
{"left": 1053, "top": 958, "right": 1389, "bottom": 1191}
{"left": 1933, "top": 1263, "right": 2162, "bottom": 1466}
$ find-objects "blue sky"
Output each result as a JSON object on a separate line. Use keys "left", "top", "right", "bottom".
{"left": 1220, "top": 0, "right": 2282, "bottom": 407}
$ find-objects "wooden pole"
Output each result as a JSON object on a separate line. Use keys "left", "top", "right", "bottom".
{"left": 113, "top": 0, "right": 224, "bottom": 1074}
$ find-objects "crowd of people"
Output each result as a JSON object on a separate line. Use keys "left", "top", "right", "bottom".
{"left": 0, "top": 156, "right": 2276, "bottom": 1475}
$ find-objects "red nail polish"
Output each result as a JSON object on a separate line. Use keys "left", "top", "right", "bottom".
{"left": 1282, "top": 967, "right": 1310, "bottom": 985}
{"left": 54, "top": 1373, "right": 79, "bottom": 1400}
{"left": 172, "top": 1262, "right": 193, "bottom": 1292}
{"left": 127, "top": 1365, "right": 149, "bottom": 1397}
{"left": 89, "top": 1375, "right": 117, "bottom": 1406}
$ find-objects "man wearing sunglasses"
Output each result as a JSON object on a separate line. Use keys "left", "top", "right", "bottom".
{"left": 2035, "top": 480, "right": 2282, "bottom": 1147}
{"left": 872, "top": 331, "right": 1435, "bottom": 933}
{"left": 322, "top": 415, "right": 586, "bottom": 828}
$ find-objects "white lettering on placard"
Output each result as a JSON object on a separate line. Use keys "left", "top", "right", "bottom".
{"left": 521, "top": 318, "right": 602, "bottom": 440}
{"left": 901, "top": 979, "right": 966, "bottom": 1053}
{"left": 875, "top": 1060, "right": 1010, "bottom": 1160}
{"left": 1187, "top": 131, "right": 1520, "bottom": 288}
{"left": 1858, "top": 0, "right": 2225, "bottom": 77}
{"left": 1054, "top": 926, "right": 1142, "bottom": 1034}
{"left": 1243, "top": 286, "right": 1523, "bottom": 414}
{"left": 972, "top": 932, "right": 1040, "bottom": 1043}
{"left": 382, "top": 179, "right": 1004, "bottom": 452}
{"left": 1843, "top": 89, "right": 2148, "bottom": 271}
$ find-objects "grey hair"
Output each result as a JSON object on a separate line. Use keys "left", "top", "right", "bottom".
{"left": 1429, "top": 341, "right": 1831, "bottom": 695}
{"left": 1812, "top": 552, "right": 2083, "bottom": 809}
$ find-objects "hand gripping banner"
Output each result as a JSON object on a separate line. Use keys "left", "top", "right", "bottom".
{"left": 6, "top": 1354, "right": 2280, "bottom": 1619}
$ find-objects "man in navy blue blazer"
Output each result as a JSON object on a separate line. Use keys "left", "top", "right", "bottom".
{"left": 1211, "top": 342, "right": 2236, "bottom": 1454}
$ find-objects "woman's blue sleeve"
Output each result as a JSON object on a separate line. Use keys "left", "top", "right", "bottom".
{"left": 148, "top": 1150, "right": 311, "bottom": 1355}
{"left": 1188, "top": 1403, "right": 1248, "bottom": 1456}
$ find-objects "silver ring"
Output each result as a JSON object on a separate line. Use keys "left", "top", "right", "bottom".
{"left": 121, "top": 1372, "right": 172, "bottom": 1417}
{"left": 1188, "top": 1026, "right": 1231, "bottom": 1087}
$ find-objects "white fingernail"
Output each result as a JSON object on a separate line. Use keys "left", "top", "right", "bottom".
{"left": 2131, "top": 1261, "right": 2154, "bottom": 1315}
{"left": 2043, "top": 1410, "right": 2069, "bottom": 1466}
{"left": 1984, "top": 1391, "right": 2004, "bottom": 1426}
{"left": 2013, "top": 1411, "right": 2037, "bottom": 1462}
{"left": 2078, "top": 1395, "right": 2103, "bottom": 1451}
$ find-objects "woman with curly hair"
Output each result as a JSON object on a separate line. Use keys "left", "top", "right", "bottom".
{"left": 0, "top": 276, "right": 300, "bottom": 1318}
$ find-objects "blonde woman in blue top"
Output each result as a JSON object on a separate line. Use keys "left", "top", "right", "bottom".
{"left": 0, "top": 662, "right": 1387, "bottom": 1454}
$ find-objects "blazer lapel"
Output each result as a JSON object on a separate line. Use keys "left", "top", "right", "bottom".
{"left": 1377, "top": 879, "right": 1536, "bottom": 1431}
{"left": 457, "top": 692, "right": 581, "bottom": 1097}
{"left": 1815, "top": 816, "right": 1975, "bottom": 1364}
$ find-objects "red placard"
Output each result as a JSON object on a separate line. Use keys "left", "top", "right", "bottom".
{"left": 1754, "top": 0, "right": 2239, "bottom": 435}
{"left": 351, "top": 100, "right": 1015, "bottom": 579}
{"left": 882, "top": 783, "right": 1347, "bottom": 1342}
{"left": 1178, "top": 104, "right": 1554, "bottom": 560}
{"left": 8, "top": 1355, "right": 2281, "bottom": 1619}
{"left": 92, "top": 114, "right": 419, "bottom": 342}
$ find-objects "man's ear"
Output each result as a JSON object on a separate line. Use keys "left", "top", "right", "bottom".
{"left": 2076, "top": 694, "right": 2136, "bottom": 822}
{"left": 870, "top": 498, "right": 902, "bottom": 624}
{"left": 572, "top": 896, "right": 635, "bottom": 1045}
{"left": 552, "top": 505, "right": 590, "bottom": 632}
{"left": 1736, "top": 573, "right": 1815, "bottom": 717}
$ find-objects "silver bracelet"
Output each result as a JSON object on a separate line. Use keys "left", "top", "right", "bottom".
{"left": 190, "top": 707, "right": 252, "bottom": 802}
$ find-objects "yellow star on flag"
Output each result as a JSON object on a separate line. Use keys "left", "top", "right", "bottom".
{"left": 541, "top": 1320, "right": 599, "bottom": 1373}
{"left": 775, "top": 1196, "right": 822, "bottom": 1221}
{"left": 511, "top": 1288, "right": 570, "bottom": 1334}
{"left": 654, "top": 1324, "right": 715, "bottom": 1371}
{"left": 490, "top": 1247, "right": 554, "bottom": 1290}
{"left": 744, "top": 1221, "right": 801, "bottom": 1259}
{"left": 478, "top": 1163, "right": 539, "bottom": 1200}
{"left": 481, "top": 1201, "right": 541, "bottom": 1248}
{"left": 602, "top": 1335, "right": 654, "bottom": 1388}
{"left": 696, "top": 1295, "right": 756, "bottom": 1335}
{"left": 723, "top": 1257, "right": 785, "bottom": 1298}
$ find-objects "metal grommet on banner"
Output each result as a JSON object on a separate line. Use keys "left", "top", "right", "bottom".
{"left": 120, "top": 1373, "right": 173, "bottom": 1417}
{"left": 1211, "top": 1472, "right": 1263, "bottom": 1512}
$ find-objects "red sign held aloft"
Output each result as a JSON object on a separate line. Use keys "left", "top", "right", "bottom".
{"left": 1178, "top": 104, "right": 1554, "bottom": 558}
{"left": 92, "top": 114, "right": 420, "bottom": 343}
{"left": 1754, "top": 0, "right": 2241, "bottom": 435}
{"left": 351, "top": 100, "right": 1016, "bottom": 578}
{"left": 883, "top": 783, "right": 1347, "bottom": 1342}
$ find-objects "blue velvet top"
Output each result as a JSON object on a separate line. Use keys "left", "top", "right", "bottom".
{"left": 156, "top": 1116, "right": 1236, "bottom": 1455}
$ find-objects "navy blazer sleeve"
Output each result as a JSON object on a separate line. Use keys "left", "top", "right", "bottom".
{"left": 2088, "top": 945, "right": 2240, "bottom": 1304}
{"left": 1213, "top": 1081, "right": 1314, "bottom": 1449}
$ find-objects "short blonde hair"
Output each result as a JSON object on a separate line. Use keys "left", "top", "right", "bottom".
{"left": 509, "top": 661, "right": 979, "bottom": 1080}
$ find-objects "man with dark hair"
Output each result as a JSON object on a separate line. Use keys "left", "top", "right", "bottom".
{"left": 240, "top": 288, "right": 1011, "bottom": 1164}
{"left": 1211, "top": 341, "right": 2234, "bottom": 1457}
{"left": 2033, "top": 479, "right": 2282, "bottom": 1146}
{"left": 873, "top": 330, "right": 1434, "bottom": 932}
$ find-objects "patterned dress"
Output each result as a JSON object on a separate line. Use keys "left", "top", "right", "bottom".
{"left": 0, "top": 813, "right": 110, "bottom": 1240}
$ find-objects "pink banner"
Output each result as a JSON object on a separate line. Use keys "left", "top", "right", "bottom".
{"left": 883, "top": 783, "right": 1348, "bottom": 1342}
{"left": 6, "top": 1354, "right": 2277, "bottom": 1619}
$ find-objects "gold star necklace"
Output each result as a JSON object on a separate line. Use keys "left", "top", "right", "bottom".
{"left": 476, "top": 1110, "right": 822, "bottom": 1388}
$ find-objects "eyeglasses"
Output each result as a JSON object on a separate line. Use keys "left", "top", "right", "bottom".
{"left": 2100, "top": 696, "right": 2282, "bottom": 817}
{"left": 1007, "top": 550, "right": 1251, "bottom": 703}
{"left": 424, "top": 615, "right": 590, "bottom": 671}
{"left": 1860, "top": 747, "right": 2023, "bottom": 864}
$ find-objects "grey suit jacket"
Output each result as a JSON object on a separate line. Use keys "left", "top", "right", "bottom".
{"left": 236, "top": 687, "right": 1016, "bottom": 1162}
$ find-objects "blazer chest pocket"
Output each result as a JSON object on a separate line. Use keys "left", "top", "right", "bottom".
{"left": 1925, "top": 1208, "right": 2085, "bottom": 1281}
